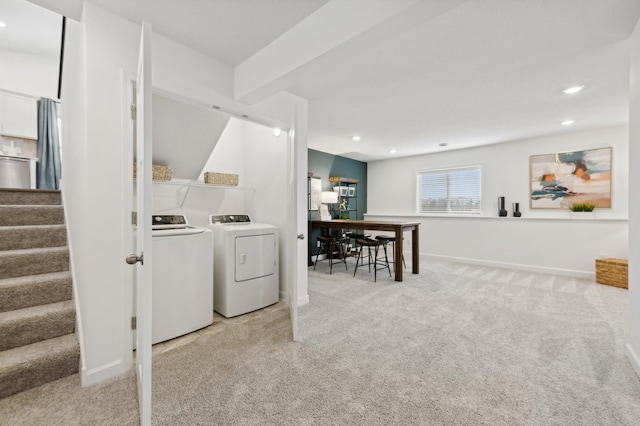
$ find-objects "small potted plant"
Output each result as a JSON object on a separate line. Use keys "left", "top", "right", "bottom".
{"left": 569, "top": 202, "right": 596, "bottom": 216}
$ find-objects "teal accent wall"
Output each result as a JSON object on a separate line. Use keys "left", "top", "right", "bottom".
{"left": 308, "top": 149, "right": 367, "bottom": 258}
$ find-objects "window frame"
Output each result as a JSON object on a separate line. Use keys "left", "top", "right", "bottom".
{"left": 415, "top": 164, "right": 484, "bottom": 215}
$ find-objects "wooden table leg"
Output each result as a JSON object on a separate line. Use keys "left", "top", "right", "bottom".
{"left": 394, "top": 227, "right": 403, "bottom": 282}
{"left": 412, "top": 225, "right": 419, "bottom": 274}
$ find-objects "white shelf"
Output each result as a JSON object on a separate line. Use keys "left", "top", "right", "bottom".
{"left": 364, "top": 213, "right": 628, "bottom": 222}
{"left": 151, "top": 179, "right": 254, "bottom": 191}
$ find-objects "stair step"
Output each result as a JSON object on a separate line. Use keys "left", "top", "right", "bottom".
{"left": 0, "top": 271, "right": 72, "bottom": 313}
{"left": 0, "top": 247, "right": 69, "bottom": 280}
{"left": 0, "top": 224, "right": 67, "bottom": 251}
{"left": 0, "top": 300, "right": 76, "bottom": 351}
{"left": 0, "top": 205, "right": 64, "bottom": 226}
{"left": 0, "top": 333, "right": 79, "bottom": 399}
{"left": 0, "top": 188, "right": 61, "bottom": 206}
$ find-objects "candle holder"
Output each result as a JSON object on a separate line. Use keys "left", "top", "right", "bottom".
{"left": 498, "top": 196, "right": 508, "bottom": 217}
{"left": 512, "top": 202, "right": 521, "bottom": 217}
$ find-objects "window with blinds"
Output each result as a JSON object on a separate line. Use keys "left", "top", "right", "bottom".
{"left": 417, "top": 166, "right": 482, "bottom": 214}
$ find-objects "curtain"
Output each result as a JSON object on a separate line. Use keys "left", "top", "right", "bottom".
{"left": 36, "top": 98, "right": 61, "bottom": 189}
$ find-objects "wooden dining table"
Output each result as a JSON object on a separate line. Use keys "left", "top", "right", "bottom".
{"left": 310, "top": 219, "right": 420, "bottom": 282}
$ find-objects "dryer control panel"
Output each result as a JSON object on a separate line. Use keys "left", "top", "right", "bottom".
{"left": 210, "top": 214, "right": 252, "bottom": 224}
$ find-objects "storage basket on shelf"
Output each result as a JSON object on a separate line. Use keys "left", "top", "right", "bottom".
{"left": 133, "top": 163, "right": 172, "bottom": 181}
{"left": 204, "top": 172, "right": 239, "bottom": 186}
{"left": 595, "top": 258, "right": 628, "bottom": 289}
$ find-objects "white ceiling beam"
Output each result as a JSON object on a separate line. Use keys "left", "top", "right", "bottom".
{"left": 234, "top": 0, "right": 469, "bottom": 104}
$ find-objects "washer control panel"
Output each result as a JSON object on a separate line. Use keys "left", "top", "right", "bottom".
{"left": 152, "top": 215, "right": 188, "bottom": 228}
{"left": 210, "top": 214, "right": 252, "bottom": 224}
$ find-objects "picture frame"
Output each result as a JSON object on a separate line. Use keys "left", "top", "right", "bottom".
{"left": 309, "top": 177, "right": 321, "bottom": 210}
{"left": 529, "top": 147, "right": 612, "bottom": 209}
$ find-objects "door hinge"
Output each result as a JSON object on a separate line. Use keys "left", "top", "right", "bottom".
{"left": 131, "top": 103, "right": 137, "bottom": 120}
{"left": 131, "top": 211, "right": 137, "bottom": 225}
{"left": 131, "top": 316, "right": 137, "bottom": 330}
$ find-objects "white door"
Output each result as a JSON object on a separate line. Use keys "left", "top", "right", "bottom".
{"left": 288, "top": 114, "right": 301, "bottom": 341}
{"left": 133, "top": 21, "right": 153, "bottom": 426}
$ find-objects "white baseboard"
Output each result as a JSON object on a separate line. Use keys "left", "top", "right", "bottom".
{"left": 279, "top": 291, "right": 309, "bottom": 307}
{"left": 423, "top": 253, "right": 594, "bottom": 279}
{"left": 626, "top": 343, "right": 640, "bottom": 380}
{"left": 81, "top": 359, "right": 128, "bottom": 387}
{"left": 298, "top": 294, "right": 310, "bottom": 306}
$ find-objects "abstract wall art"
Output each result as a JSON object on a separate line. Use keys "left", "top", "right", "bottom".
{"left": 530, "top": 147, "right": 612, "bottom": 209}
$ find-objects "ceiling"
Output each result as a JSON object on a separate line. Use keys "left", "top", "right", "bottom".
{"left": 0, "top": 0, "right": 61, "bottom": 56}
{"left": 18, "top": 0, "right": 640, "bottom": 162}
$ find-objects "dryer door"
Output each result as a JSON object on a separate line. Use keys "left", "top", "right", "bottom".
{"left": 235, "top": 234, "right": 276, "bottom": 282}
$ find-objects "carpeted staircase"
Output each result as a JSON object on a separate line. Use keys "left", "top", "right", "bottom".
{"left": 0, "top": 188, "right": 80, "bottom": 399}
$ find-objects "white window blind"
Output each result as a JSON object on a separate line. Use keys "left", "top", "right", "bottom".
{"left": 417, "top": 166, "right": 482, "bottom": 214}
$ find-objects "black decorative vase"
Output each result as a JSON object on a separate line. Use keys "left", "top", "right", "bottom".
{"left": 498, "top": 197, "right": 508, "bottom": 217}
{"left": 512, "top": 202, "right": 521, "bottom": 217}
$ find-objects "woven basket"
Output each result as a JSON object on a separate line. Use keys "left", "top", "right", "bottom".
{"left": 595, "top": 258, "right": 628, "bottom": 289}
{"left": 204, "top": 172, "right": 239, "bottom": 186}
{"left": 133, "top": 163, "right": 172, "bottom": 181}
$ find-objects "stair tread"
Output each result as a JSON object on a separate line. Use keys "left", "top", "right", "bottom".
{"left": 0, "top": 224, "right": 66, "bottom": 231}
{"left": 0, "top": 204, "right": 63, "bottom": 209}
{"left": 0, "top": 246, "right": 69, "bottom": 257}
{"left": 0, "top": 333, "right": 78, "bottom": 369}
{"left": 0, "top": 270, "right": 71, "bottom": 288}
{"left": 0, "top": 300, "right": 74, "bottom": 323}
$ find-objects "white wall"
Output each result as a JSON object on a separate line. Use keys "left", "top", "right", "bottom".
{"left": 61, "top": 2, "right": 237, "bottom": 386}
{"left": 150, "top": 116, "right": 289, "bottom": 298}
{"left": 367, "top": 126, "right": 628, "bottom": 277}
{"left": 0, "top": 50, "right": 58, "bottom": 99}
{"left": 627, "top": 19, "right": 640, "bottom": 379}
{"left": 61, "top": 2, "right": 308, "bottom": 385}
{"left": 252, "top": 92, "right": 310, "bottom": 307}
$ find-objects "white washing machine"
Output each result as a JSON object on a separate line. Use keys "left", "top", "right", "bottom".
{"left": 207, "top": 214, "right": 279, "bottom": 318}
{"left": 151, "top": 214, "right": 213, "bottom": 344}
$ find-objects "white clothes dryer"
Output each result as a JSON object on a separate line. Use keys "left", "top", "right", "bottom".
{"left": 207, "top": 214, "right": 279, "bottom": 318}
{"left": 150, "top": 214, "right": 213, "bottom": 344}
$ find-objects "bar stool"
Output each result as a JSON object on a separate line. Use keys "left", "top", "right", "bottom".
{"left": 345, "top": 231, "right": 370, "bottom": 264}
{"left": 353, "top": 238, "right": 391, "bottom": 282}
{"left": 375, "top": 235, "right": 406, "bottom": 271}
{"left": 314, "top": 234, "right": 348, "bottom": 274}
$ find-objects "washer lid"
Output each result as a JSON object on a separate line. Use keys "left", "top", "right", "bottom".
{"left": 152, "top": 226, "right": 207, "bottom": 236}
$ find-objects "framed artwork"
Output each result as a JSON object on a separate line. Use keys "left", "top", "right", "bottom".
{"left": 530, "top": 147, "right": 612, "bottom": 209}
{"left": 309, "top": 177, "right": 322, "bottom": 210}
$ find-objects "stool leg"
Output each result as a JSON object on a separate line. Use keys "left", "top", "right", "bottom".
{"left": 328, "top": 241, "right": 334, "bottom": 274}
{"left": 353, "top": 245, "right": 362, "bottom": 277}
{"left": 313, "top": 241, "right": 323, "bottom": 271}
{"left": 383, "top": 243, "right": 392, "bottom": 277}
{"left": 374, "top": 245, "right": 379, "bottom": 282}
{"left": 339, "top": 241, "right": 348, "bottom": 271}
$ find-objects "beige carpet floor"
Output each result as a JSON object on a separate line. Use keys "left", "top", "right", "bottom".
{"left": 1, "top": 258, "right": 639, "bottom": 425}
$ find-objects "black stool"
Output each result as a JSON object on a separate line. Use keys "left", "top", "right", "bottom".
{"left": 375, "top": 235, "right": 406, "bottom": 271}
{"left": 314, "top": 235, "right": 348, "bottom": 274}
{"left": 353, "top": 238, "right": 391, "bottom": 282}
{"left": 345, "top": 231, "right": 370, "bottom": 263}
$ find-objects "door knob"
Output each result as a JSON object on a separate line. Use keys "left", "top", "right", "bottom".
{"left": 297, "top": 234, "right": 305, "bottom": 240}
{"left": 126, "top": 253, "right": 144, "bottom": 265}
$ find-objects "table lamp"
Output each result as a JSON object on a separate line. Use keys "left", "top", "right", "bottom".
{"left": 320, "top": 191, "right": 338, "bottom": 221}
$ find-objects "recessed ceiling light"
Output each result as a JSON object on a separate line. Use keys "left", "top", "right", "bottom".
{"left": 0, "top": 21, "right": 6, "bottom": 28}
{"left": 352, "top": 136, "right": 361, "bottom": 141}
{"left": 390, "top": 149, "right": 397, "bottom": 154}
{"left": 562, "top": 85, "right": 584, "bottom": 94}
{"left": 561, "top": 120, "right": 574, "bottom": 126}
{"left": 438, "top": 142, "right": 448, "bottom": 147}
